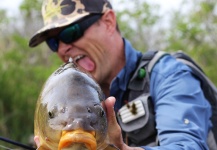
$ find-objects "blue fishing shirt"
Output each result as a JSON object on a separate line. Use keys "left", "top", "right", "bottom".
{"left": 110, "top": 38, "right": 212, "bottom": 149}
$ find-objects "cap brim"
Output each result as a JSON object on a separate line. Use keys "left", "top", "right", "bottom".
{"left": 29, "top": 13, "right": 90, "bottom": 47}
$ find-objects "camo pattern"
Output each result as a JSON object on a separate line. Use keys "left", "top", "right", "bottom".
{"left": 29, "top": 0, "right": 112, "bottom": 47}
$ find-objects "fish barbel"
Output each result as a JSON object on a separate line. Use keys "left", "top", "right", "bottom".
{"left": 34, "top": 62, "right": 119, "bottom": 150}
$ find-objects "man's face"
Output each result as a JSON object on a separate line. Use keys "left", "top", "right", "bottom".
{"left": 52, "top": 13, "right": 116, "bottom": 85}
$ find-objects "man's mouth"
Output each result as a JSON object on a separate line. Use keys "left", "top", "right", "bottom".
{"left": 74, "top": 55, "right": 95, "bottom": 72}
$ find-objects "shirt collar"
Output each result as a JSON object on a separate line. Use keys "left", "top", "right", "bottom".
{"left": 110, "top": 38, "right": 142, "bottom": 96}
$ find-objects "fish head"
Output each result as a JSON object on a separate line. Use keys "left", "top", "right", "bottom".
{"left": 34, "top": 62, "right": 107, "bottom": 150}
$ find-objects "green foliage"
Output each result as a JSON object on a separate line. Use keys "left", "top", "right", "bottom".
{"left": 0, "top": 32, "right": 61, "bottom": 148}
{"left": 20, "top": 0, "right": 42, "bottom": 17}
{"left": 0, "top": 0, "right": 61, "bottom": 146}
{"left": 0, "top": 0, "right": 57, "bottom": 147}
{"left": 0, "top": 10, "right": 9, "bottom": 25}
{"left": 165, "top": 0, "right": 217, "bottom": 84}
{"left": 116, "top": 0, "right": 160, "bottom": 51}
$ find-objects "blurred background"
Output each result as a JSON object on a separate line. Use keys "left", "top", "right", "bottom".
{"left": 0, "top": 0, "right": 216, "bottom": 149}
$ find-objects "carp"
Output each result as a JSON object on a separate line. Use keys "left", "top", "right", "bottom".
{"left": 34, "top": 61, "right": 118, "bottom": 150}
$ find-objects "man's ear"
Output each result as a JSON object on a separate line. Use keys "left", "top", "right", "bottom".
{"left": 100, "top": 10, "right": 117, "bottom": 34}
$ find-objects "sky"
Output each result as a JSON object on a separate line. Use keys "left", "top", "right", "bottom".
{"left": 0, "top": 0, "right": 183, "bottom": 17}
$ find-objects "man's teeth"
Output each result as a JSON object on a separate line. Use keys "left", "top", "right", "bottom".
{"left": 74, "top": 55, "right": 85, "bottom": 62}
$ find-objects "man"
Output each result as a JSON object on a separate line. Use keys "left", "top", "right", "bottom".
{"left": 29, "top": 0, "right": 212, "bottom": 149}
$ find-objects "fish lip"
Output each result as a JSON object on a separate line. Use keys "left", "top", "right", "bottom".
{"left": 58, "top": 129, "right": 96, "bottom": 150}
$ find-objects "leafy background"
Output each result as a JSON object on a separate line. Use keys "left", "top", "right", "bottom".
{"left": 0, "top": 0, "right": 216, "bottom": 149}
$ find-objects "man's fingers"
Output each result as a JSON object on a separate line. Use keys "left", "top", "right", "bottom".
{"left": 104, "top": 97, "right": 124, "bottom": 149}
{"left": 104, "top": 96, "right": 116, "bottom": 123}
{"left": 34, "top": 136, "right": 40, "bottom": 148}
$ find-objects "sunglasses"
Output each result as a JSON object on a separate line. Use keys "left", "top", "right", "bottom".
{"left": 46, "top": 14, "right": 102, "bottom": 52}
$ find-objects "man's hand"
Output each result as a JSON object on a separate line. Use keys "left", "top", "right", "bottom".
{"left": 103, "top": 97, "right": 124, "bottom": 149}
{"left": 34, "top": 136, "right": 40, "bottom": 148}
{"left": 104, "top": 97, "right": 144, "bottom": 150}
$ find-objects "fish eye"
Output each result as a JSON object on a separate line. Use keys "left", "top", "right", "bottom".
{"left": 100, "top": 109, "right": 105, "bottom": 117}
{"left": 87, "top": 107, "right": 92, "bottom": 113}
{"left": 94, "top": 103, "right": 105, "bottom": 117}
{"left": 48, "top": 111, "right": 55, "bottom": 119}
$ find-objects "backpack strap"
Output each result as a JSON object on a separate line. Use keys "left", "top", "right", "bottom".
{"left": 147, "top": 51, "right": 168, "bottom": 74}
{"left": 127, "top": 51, "right": 156, "bottom": 91}
{"left": 118, "top": 50, "right": 168, "bottom": 146}
{"left": 128, "top": 50, "right": 168, "bottom": 91}
{"left": 172, "top": 52, "right": 217, "bottom": 93}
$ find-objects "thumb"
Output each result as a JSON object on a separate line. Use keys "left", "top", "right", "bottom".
{"left": 104, "top": 96, "right": 117, "bottom": 124}
{"left": 34, "top": 136, "right": 40, "bottom": 148}
{"left": 104, "top": 97, "right": 124, "bottom": 148}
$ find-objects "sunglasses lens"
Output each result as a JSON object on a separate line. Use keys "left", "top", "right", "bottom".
{"left": 46, "top": 38, "right": 58, "bottom": 52}
{"left": 45, "top": 15, "right": 101, "bottom": 52}
{"left": 59, "top": 24, "right": 82, "bottom": 44}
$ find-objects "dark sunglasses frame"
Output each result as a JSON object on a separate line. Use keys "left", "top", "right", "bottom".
{"left": 46, "top": 14, "right": 102, "bottom": 52}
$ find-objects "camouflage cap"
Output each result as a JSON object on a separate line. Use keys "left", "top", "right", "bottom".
{"left": 29, "top": 0, "right": 112, "bottom": 47}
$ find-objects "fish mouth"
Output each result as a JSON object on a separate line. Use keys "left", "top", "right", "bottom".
{"left": 58, "top": 129, "right": 96, "bottom": 150}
